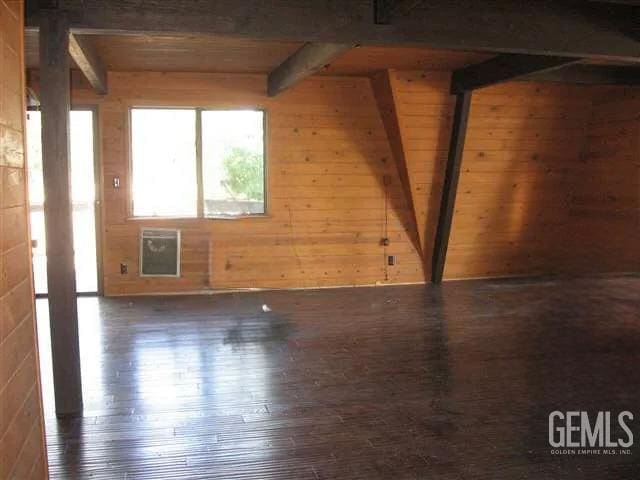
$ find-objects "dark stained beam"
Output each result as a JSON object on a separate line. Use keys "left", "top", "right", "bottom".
{"left": 431, "top": 91, "right": 472, "bottom": 284}
{"left": 268, "top": 42, "right": 352, "bottom": 96}
{"left": 391, "top": 0, "right": 426, "bottom": 17}
{"left": 374, "top": 0, "right": 392, "bottom": 24}
{"left": 523, "top": 64, "right": 640, "bottom": 85}
{"left": 374, "top": 0, "right": 425, "bottom": 24}
{"left": 24, "top": 0, "right": 640, "bottom": 63}
{"left": 587, "top": 1, "right": 640, "bottom": 41}
{"left": 38, "top": 0, "right": 58, "bottom": 8}
{"left": 451, "top": 54, "right": 582, "bottom": 94}
{"left": 68, "top": 32, "right": 108, "bottom": 94}
{"left": 589, "top": 1, "right": 640, "bottom": 5}
{"left": 39, "top": 9, "right": 83, "bottom": 416}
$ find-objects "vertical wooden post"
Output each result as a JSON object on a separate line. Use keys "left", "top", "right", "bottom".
{"left": 39, "top": 9, "right": 83, "bottom": 416}
{"left": 431, "top": 91, "right": 472, "bottom": 284}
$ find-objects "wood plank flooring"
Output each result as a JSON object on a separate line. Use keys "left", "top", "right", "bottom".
{"left": 36, "top": 276, "right": 640, "bottom": 479}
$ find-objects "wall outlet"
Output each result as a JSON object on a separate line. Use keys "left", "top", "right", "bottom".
{"left": 120, "top": 263, "right": 128, "bottom": 274}
{"left": 387, "top": 255, "right": 396, "bottom": 266}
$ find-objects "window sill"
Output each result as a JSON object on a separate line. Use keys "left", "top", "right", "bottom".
{"left": 128, "top": 216, "right": 199, "bottom": 221}
{"left": 205, "top": 214, "right": 270, "bottom": 220}
{"left": 127, "top": 214, "right": 270, "bottom": 222}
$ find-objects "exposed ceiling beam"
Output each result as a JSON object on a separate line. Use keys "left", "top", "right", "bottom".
{"left": 523, "top": 65, "right": 640, "bottom": 85}
{"left": 585, "top": 1, "right": 639, "bottom": 41}
{"left": 24, "top": 0, "right": 640, "bottom": 64}
{"left": 267, "top": 43, "right": 353, "bottom": 96}
{"left": 451, "top": 54, "right": 582, "bottom": 93}
{"left": 68, "top": 32, "right": 108, "bottom": 94}
{"left": 588, "top": 1, "right": 640, "bottom": 5}
{"left": 374, "top": 0, "right": 426, "bottom": 24}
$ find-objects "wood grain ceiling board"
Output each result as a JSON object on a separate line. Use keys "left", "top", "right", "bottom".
{"left": 26, "top": 32, "right": 495, "bottom": 75}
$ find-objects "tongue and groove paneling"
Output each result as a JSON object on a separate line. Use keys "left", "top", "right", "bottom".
{"left": 0, "top": 0, "right": 48, "bottom": 477}
{"left": 373, "top": 70, "right": 454, "bottom": 275}
{"left": 371, "top": 70, "right": 424, "bottom": 262}
{"left": 566, "top": 86, "right": 640, "bottom": 273}
{"left": 381, "top": 70, "right": 602, "bottom": 279}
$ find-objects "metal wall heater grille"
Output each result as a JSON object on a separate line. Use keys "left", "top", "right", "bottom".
{"left": 139, "top": 228, "right": 181, "bottom": 277}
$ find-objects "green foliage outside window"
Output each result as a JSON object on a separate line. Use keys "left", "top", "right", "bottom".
{"left": 222, "top": 147, "right": 264, "bottom": 201}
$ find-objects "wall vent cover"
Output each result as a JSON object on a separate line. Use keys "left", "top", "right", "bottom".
{"left": 140, "top": 228, "right": 181, "bottom": 277}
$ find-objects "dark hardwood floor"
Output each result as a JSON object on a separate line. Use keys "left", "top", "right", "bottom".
{"left": 36, "top": 275, "right": 640, "bottom": 479}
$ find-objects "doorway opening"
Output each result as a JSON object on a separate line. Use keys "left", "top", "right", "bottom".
{"left": 26, "top": 108, "right": 101, "bottom": 295}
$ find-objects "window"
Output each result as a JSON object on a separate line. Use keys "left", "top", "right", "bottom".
{"left": 130, "top": 108, "right": 265, "bottom": 218}
{"left": 202, "top": 110, "right": 265, "bottom": 216}
{"left": 131, "top": 109, "right": 198, "bottom": 217}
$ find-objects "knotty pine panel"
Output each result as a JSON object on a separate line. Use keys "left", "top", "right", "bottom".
{"left": 384, "top": 70, "right": 453, "bottom": 269}
{"left": 0, "top": 1, "right": 47, "bottom": 477}
{"left": 565, "top": 86, "right": 640, "bottom": 273}
{"left": 80, "top": 67, "right": 636, "bottom": 294}
{"left": 93, "top": 72, "right": 423, "bottom": 294}
{"left": 387, "top": 70, "right": 611, "bottom": 279}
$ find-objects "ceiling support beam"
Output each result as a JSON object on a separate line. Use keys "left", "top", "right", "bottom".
{"left": 267, "top": 42, "right": 352, "bottom": 96}
{"left": 451, "top": 54, "right": 582, "bottom": 93}
{"left": 374, "top": 0, "right": 425, "bottom": 24}
{"left": 374, "top": 0, "right": 393, "bottom": 24}
{"left": 431, "top": 92, "right": 471, "bottom": 284}
{"left": 588, "top": 1, "right": 640, "bottom": 5}
{"left": 39, "top": 9, "right": 83, "bottom": 417}
{"left": 523, "top": 64, "right": 640, "bottom": 85}
{"left": 68, "top": 32, "right": 108, "bottom": 94}
{"left": 24, "top": 0, "right": 640, "bottom": 64}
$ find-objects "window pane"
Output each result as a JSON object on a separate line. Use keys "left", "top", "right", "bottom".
{"left": 70, "top": 111, "right": 99, "bottom": 293}
{"left": 202, "top": 110, "right": 265, "bottom": 216}
{"left": 131, "top": 109, "right": 197, "bottom": 217}
{"left": 26, "top": 110, "right": 99, "bottom": 294}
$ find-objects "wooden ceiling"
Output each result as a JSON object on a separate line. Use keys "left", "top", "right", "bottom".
{"left": 320, "top": 46, "right": 492, "bottom": 75}
{"left": 94, "top": 35, "right": 303, "bottom": 74}
{"left": 25, "top": 32, "right": 491, "bottom": 76}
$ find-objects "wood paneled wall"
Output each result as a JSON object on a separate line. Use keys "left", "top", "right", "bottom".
{"left": 449, "top": 80, "right": 595, "bottom": 278}
{"left": 68, "top": 67, "right": 637, "bottom": 295}
{"left": 386, "top": 70, "right": 607, "bottom": 279}
{"left": 0, "top": 0, "right": 48, "bottom": 477}
{"left": 566, "top": 86, "right": 640, "bottom": 272}
{"left": 375, "top": 70, "right": 454, "bottom": 266}
{"left": 89, "top": 72, "right": 423, "bottom": 295}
